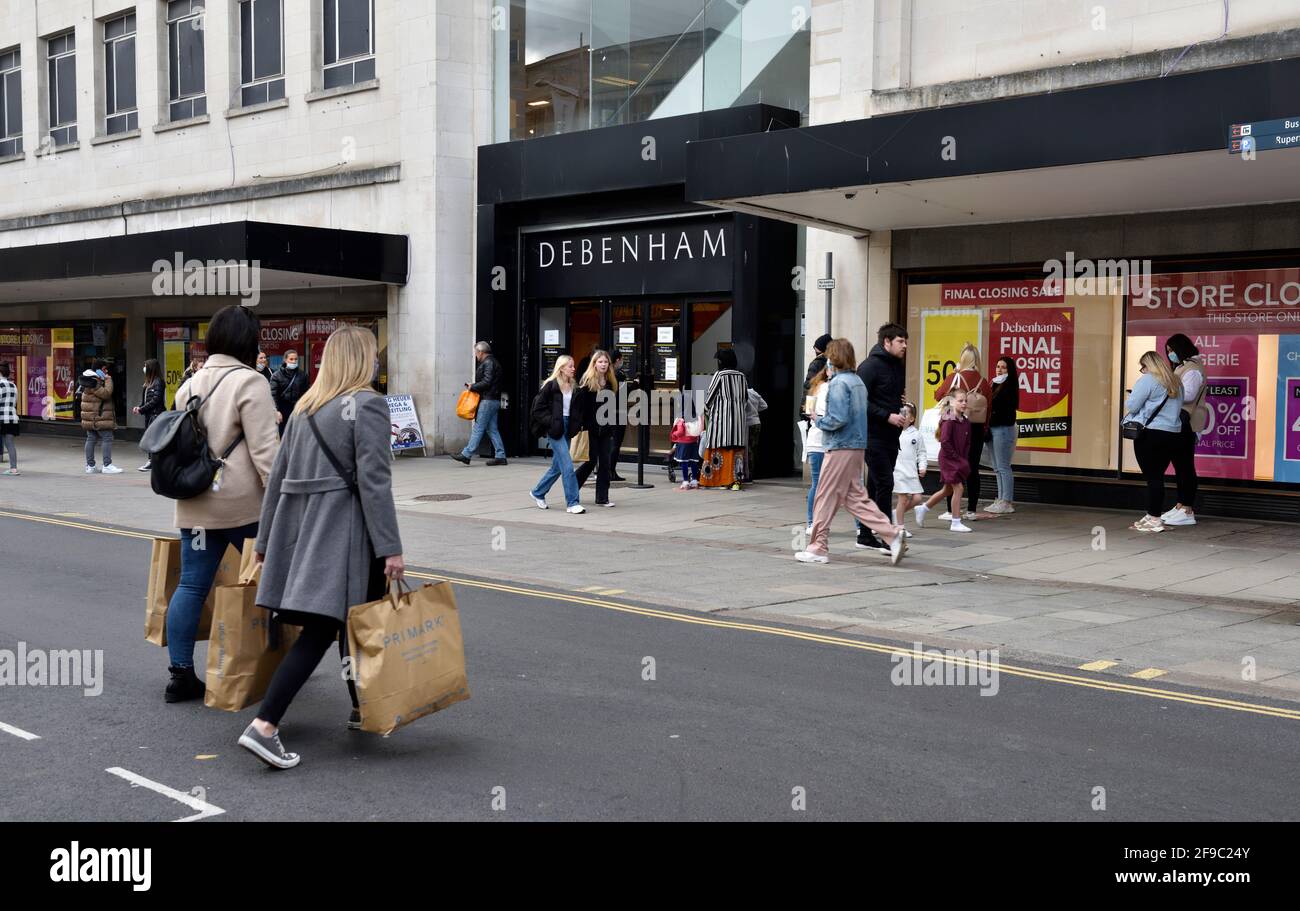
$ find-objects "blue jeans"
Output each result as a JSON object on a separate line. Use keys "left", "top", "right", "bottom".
{"left": 806, "top": 451, "right": 824, "bottom": 526}
{"left": 166, "top": 523, "right": 259, "bottom": 668}
{"left": 85, "top": 430, "right": 113, "bottom": 467}
{"left": 530, "top": 417, "right": 580, "bottom": 508}
{"left": 990, "top": 424, "right": 1017, "bottom": 503}
{"left": 461, "top": 398, "right": 506, "bottom": 459}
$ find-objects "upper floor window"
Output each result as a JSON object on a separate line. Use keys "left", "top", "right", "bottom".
{"left": 46, "top": 31, "right": 77, "bottom": 147}
{"left": 0, "top": 48, "right": 20, "bottom": 157}
{"left": 240, "top": 0, "right": 285, "bottom": 106}
{"left": 166, "top": 0, "right": 207, "bottom": 121}
{"left": 323, "top": 0, "right": 375, "bottom": 89}
{"left": 104, "top": 12, "right": 138, "bottom": 134}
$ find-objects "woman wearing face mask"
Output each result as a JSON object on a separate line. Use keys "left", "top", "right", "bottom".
{"left": 1161, "top": 334, "right": 1209, "bottom": 527}
{"left": 270, "top": 349, "right": 309, "bottom": 436}
{"left": 255, "top": 351, "right": 273, "bottom": 384}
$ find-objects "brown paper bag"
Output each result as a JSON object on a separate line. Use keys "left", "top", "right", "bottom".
{"left": 569, "top": 429, "right": 589, "bottom": 462}
{"left": 204, "top": 564, "right": 300, "bottom": 713}
{"left": 144, "top": 539, "right": 244, "bottom": 646}
{"left": 346, "top": 581, "right": 470, "bottom": 735}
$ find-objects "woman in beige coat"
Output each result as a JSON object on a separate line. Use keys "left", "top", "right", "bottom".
{"left": 80, "top": 362, "right": 118, "bottom": 473}
{"left": 163, "top": 305, "right": 280, "bottom": 703}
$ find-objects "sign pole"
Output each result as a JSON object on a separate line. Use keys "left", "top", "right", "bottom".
{"left": 824, "top": 251, "right": 834, "bottom": 336}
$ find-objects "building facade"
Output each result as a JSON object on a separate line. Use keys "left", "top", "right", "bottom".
{"left": 683, "top": 1, "right": 1300, "bottom": 518}
{"left": 0, "top": 0, "right": 493, "bottom": 453}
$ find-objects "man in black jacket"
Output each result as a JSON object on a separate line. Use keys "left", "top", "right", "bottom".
{"left": 451, "top": 341, "right": 507, "bottom": 466}
{"left": 855, "top": 323, "right": 909, "bottom": 552}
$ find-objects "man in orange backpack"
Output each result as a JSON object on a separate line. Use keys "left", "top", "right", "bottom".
{"left": 451, "top": 341, "right": 507, "bottom": 466}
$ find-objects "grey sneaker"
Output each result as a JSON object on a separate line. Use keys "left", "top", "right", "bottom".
{"left": 238, "top": 723, "right": 301, "bottom": 769}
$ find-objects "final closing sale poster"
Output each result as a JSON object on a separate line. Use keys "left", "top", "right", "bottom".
{"left": 990, "top": 307, "right": 1075, "bottom": 452}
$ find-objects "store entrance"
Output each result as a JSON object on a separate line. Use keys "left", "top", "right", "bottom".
{"left": 534, "top": 298, "right": 732, "bottom": 462}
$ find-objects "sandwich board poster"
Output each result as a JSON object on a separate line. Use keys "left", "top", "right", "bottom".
{"left": 386, "top": 394, "right": 426, "bottom": 453}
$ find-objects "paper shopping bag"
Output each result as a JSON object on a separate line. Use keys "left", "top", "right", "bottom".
{"left": 203, "top": 564, "right": 299, "bottom": 712}
{"left": 346, "top": 580, "right": 470, "bottom": 735}
{"left": 144, "top": 539, "right": 243, "bottom": 646}
{"left": 569, "top": 429, "right": 590, "bottom": 462}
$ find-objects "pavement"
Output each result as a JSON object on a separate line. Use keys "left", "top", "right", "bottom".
{"left": 2, "top": 436, "right": 1300, "bottom": 703}
{"left": 3, "top": 513, "right": 1299, "bottom": 821}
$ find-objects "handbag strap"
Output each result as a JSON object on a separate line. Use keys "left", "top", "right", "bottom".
{"left": 1138, "top": 393, "right": 1170, "bottom": 428}
{"left": 307, "top": 410, "right": 359, "bottom": 497}
{"left": 192, "top": 368, "right": 247, "bottom": 461}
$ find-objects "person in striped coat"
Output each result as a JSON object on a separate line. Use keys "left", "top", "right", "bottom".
{"left": 699, "top": 348, "right": 749, "bottom": 490}
{"left": 0, "top": 362, "right": 19, "bottom": 474}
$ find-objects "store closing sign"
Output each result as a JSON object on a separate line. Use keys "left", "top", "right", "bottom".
{"left": 991, "top": 308, "right": 1075, "bottom": 452}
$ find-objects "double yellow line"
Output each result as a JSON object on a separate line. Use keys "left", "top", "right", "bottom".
{"left": 5, "top": 507, "right": 1300, "bottom": 722}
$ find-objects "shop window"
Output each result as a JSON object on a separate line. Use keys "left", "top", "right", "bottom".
{"left": 323, "top": 0, "right": 375, "bottom": 90}
{"left": 166, "top": 0, "right": 207, "bottom": 121}
{"left": 0, "top": 47, "right": 21, "bottom": 157}
{"left": 1124, "top": 267, "right": 1300, "bottom": 483}
{"left": 46, "top": 31, "right": 78, "bottom": 147}
{"left": 104, "top": 12, "right": 138, "bottom": 135}
{"left": 239, "top": 0, "right": 285, "bottom": 107}
{"left": 905, "top": 278, "right": 1125, "bottom": 472}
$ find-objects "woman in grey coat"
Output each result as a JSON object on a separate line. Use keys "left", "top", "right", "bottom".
{"left": 239, "top": 326, "right": 405, "bottom": 770}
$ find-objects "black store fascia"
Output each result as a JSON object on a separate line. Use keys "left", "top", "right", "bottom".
{"left": 476, "top": 104, "right": 801, "bottom": 477}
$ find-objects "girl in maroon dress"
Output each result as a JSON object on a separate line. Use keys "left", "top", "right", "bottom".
{"left": 915, "top": 390, "right": 974, "bottom": 533}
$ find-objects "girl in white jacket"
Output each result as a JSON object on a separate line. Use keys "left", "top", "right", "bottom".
{"left": 892, "top": 403, "right": 927, "bottom": 534}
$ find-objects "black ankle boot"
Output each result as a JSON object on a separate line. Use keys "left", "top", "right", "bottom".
{"left": 165, "top": 665, "right": 206, "bottom": 703}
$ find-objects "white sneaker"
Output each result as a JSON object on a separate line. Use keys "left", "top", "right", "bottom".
{"left": 938, "top": 511, "right": 952, "bottom": 521}
{"left": 1132, "top": 514, "right": 1165, "bottom": 533}
{"left": 903, "top": 529, "right": 914, "bottom": 538}
{"left": 532, "top": 496, "right": 548, "bottom": 510}
{"left": 962, "top": 510, "right": 977, "bottom": 520}
{"left": 913, "top": 504, "right": 930, "bottom": 527}
{"left": 688, "top": 480, "right": 698, "bottom": 489}
{"left": 678, "top": 482, "right": 690, "bottom": 491}
{"left": 596, "top": 501, "right": 615, "bottom": 508}
{"left": 102, "top": 464, "right": 124, "bottom": 474}
{"left": 1163, "top": 507, "right": 1196, "bottom": 526}
{"left": 985, "top": 500, "right": 1007, "bottom": 514}
{"left": 889, "top": 531, "right": 906, "bottom": 565}
{"left": 566, "top": 504, "right": 586, "bottom": 514}
{"left": 949, "top": 520, "right": 973, "bottom": 533}
{"left": 805, "top": 524, "right": 814, "bottom": 536}
{"left": 795, "top": 550, "right": 828, "bottom": 564}
{"left": 1000, "top": 501, "right": 1015, "bottom": 514}
{"left": 85, "top": 465, "right": 99, "bottom": 474}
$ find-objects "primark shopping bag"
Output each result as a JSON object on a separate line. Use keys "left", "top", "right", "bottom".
{"left": 144, "top": 538, "right": 243, "bottom": 647}
{"left": 346, "top": 580, "right": 470, "bottom": 736}
{"left": 204, "top": 563, "right": 300, "bottom": 713}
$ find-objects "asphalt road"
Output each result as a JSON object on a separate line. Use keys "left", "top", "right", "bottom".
{"left": 2, "top": 513, "right": 1299, "bottom": 821}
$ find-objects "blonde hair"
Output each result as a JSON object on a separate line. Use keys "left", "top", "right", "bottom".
{"left": 542, "top": 355, "right": 575, "bottom": 390}
{"left": 956, "top": 343, "right": 981, "bottom": 374}
{"left": 940, "top": 389, "right": 968, "bottom": 418}
{"left": 293, "top": 326, "right": 375, "bottom": 417}
{"left": 579, "top": 349, "right": 618, "bottom": 393}
{"left": 1140, "top": 350, "right": 1181, "bottom": 398}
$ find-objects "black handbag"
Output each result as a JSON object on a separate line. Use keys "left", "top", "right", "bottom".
{"left": 1121, "top": 394, "right": 1169, "bottom": 441}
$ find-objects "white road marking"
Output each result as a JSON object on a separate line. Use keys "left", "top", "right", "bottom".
{"left": 105, "top": 767, "right": 226, "bottom": 822}
{"left": 0, "top": 721, "right": 40, "bottom": 741}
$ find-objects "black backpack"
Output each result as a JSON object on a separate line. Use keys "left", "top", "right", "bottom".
{"left": 140, "top": 367, "right": 248, "bottom": 500}
{"left": 529, "top": 383, "right": 553, "bottom": 439}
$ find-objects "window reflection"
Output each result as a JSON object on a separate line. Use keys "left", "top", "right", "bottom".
{"left": 506, "top": 0, "right": 808, "bottom": 141}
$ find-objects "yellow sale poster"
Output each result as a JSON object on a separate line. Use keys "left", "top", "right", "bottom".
{"left": 164, "top": 341, "right": 186, "bottom": 409}
{"left": 920, "top": 309, "right": 983, "bottom": 404}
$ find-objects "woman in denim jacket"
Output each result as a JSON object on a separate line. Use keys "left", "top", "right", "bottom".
{"left": 796, "top": 339, "right": 906, "bottom": 566}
